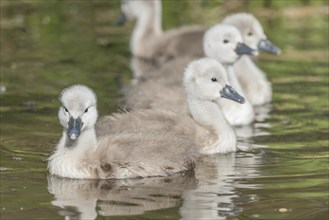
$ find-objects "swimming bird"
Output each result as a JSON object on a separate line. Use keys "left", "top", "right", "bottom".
{"left": 204, "top": 23, "right": 256, "bottom": 125}
{"left": 222, "top": 12, "right": 281, "bottom": 105}
{"left": 118, "top": 1, "right": 279, "bottom": 106}
{"left": 48, "top": 58, "right": 244, "bottom": 179}
{"left": 48, "top": 85, "right": 196, "bottom": 179}
{"left": 125, "top": 24, "right": 255, "bottom": 126}
{"left": 117, "top": 0, "right": 206, "bottom": 64}
{"left": 99, "top": 58, "right": 245, "bottom": 155}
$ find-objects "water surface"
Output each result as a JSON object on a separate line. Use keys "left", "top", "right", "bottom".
{"left": 1, "top": 1, "right": 328, "bottom": 220}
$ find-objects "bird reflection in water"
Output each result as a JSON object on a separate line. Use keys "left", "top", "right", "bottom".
{"left": 47, "top": 170, "right": 197, "bottom": 219}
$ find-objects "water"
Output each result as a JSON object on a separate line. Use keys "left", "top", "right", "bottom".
{"left": 1, "top": 1, "right": 328, "bottom": 219}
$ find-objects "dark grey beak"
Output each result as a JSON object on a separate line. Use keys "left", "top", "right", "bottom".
{"left": 258, "top": 39, "right": 281, "bottom": 55}
{"left": 67, "top": 117, "right": 82, "bottom": 140}
{"left": 116, "top": 11, "right": 127, "bottom": 26}
{"left": 234, "top": 42, "right": 256, "bottom": 55}
{"left": 220, "top": 85, "right": 245, "bottom": 104}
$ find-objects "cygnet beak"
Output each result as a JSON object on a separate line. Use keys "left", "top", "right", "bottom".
{"left": 115, "top": 11, "right": 127, "bottom": 26}
{"left": 258, "top": 39, "right": 281, "bottom": 55}
{"left": 220, "top": 85, "right": 245, "bottom": 104}
{"left": 67, "top": 117, "right": 82, "bottom": 140}
{"left": 234, "top": 42, "right": 256, "bottom": 56}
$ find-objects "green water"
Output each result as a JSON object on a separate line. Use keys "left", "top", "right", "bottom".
{"left": 1, "top": 1, "right": 328, "bottom": 220}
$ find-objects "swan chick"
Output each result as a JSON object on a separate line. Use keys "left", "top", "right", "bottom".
{"left": 222, "top": 12, "right": 280, "bottom": 105}
{"left": 108, "top": 58, "right": 245, "bottom": 155}
{"left": 223, "top": 12, "right": 281, "bottom": 55}
{"left": 203, "top": 24, "right": 256, "bottom": 125}
{"left": 125, "top": 24, "right": 254, "bottom": 126}
{"left": 117, "top": 0, "right": 205, "bottom": 63}
{"left": 183, "top": 58, "right": 245, "bottom": 154}
{"left": 48, "top": 85, "right": 197, "bottom": 179}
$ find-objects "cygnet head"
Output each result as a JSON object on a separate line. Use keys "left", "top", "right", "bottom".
{"left": 222, "top": 13, "right": 281, "bottom": 55}
{"left": 58, "top": 85, "right": 98, "bottom": 141}
{"left": 184, "top": 58, "right": 245, "bottom": 104}
{"left": 116, "top": 0, "right": 161, "bottom": 25}
{"left": 203, "top": 24, "right": 255, "bottom": 65}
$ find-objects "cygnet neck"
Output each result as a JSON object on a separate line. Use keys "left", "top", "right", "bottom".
{"left": 131, "top": 4, "right": 162, "bottom": 57}
{"left": 187, "top": 95, "right": 237, "bottom": 154}
{"left": 48, "top": 127, "right": 98, "bottom": 179}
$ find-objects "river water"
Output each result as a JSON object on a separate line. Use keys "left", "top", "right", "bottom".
{"left": 1, "top": 1, "right": 328, "bottom": 220}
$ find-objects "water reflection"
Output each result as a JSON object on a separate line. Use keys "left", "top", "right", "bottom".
{"left": 48, "top": 171, "right": 197, "bottom": 219}
{"left": 125, "top": 50, "right": 266, "bottom": 220}
{"left": 48, "top": 148, "right": 264, "bottom": 220}
{"left": 180, "top": 151, "right": 263, "bottom": 219}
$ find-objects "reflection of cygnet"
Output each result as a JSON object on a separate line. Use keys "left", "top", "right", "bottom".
{"left": 180, "top": 154, "right": 237, "bottom": 220}
{"left": 0, "top": 85, "right": 6, "bottom": 94}
{"left": 48, "top": 176, "right": 98, "bottom": 220}
{"left": 47, "top": 172, "right": 197, "bottom": 219}
{"left": 96, "top": 172, "right": 196, "bottom": 216}
{"left": 180, "top": 149, "right": 263, "bottom": 219}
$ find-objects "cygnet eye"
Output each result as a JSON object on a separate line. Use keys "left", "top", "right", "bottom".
{"left": 211, "top": 77, "right": 218, "bottom": 82}
{"left": 248, "top": 32, "right": 253, "bottom": 36}
{"left": 64, "top": 107, "right": 69, "bottom": 113}
{"left": 84, "top": 108, "right": 89, "bottom": 113}
{"left": 223, "top": 39, "right": 229, "bottom": 44}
